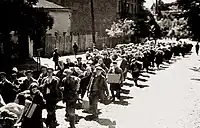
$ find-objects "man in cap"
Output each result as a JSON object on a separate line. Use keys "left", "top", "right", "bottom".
{"left": 87, "top": 66, "right": 109, "bottom": 120}
{"left": 109, "top": 61, "right": 123, "bottom": 102}
{"left": 103, "top": 52, "right": 112, "bottom": 69}
{"left": 75, "top": 57, "right": 86, "bottom": 71}
{"left": 52, "top": 48, "right": 60, "bottom": 71}
{"left": 40, "top": 67, "right": 60, "bottom": 127}
{"left": 60, "top": 69, "right": 80, "bottom": 128}
{"left": 73, "top": 42, "right": 78, "bottom": 58}
{"left": 0, "top": 72, "right": 18, "bottom": 104}
{"left": 38, "top": 66, "right": 48, "bottom": 85}
{"left": 19, "top": 70, "right": 36, "bottom": 92}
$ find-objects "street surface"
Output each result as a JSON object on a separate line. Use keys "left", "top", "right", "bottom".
{"left": 42, "top": 42, "right": 200, "bottom": 128}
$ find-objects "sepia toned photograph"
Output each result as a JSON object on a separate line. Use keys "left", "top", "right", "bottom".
{"left": 0, "top": 0, "right": 199, "bottom": 128}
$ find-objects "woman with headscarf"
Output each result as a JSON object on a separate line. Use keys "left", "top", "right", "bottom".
{"left": 21, "top": 82, "right": 46, "bottom": 128}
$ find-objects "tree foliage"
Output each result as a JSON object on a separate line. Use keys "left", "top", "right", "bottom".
{"left": 105, "top": 19, "right": 136, "bottom": 38}
{"left": 0, "top": 0, "right": 54, "bottom": 50}
{"left": 177, "top": 0, "right": 200, "bottom": 41}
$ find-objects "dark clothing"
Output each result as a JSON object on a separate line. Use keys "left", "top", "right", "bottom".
{"left": 109, "top": 67, "right": 123, "bottom": 91}
{"left": 0, "top": 79, "right": 18, "bottom": 104}
{"left": 75, "top": 62, "right": 86, "bottom": 71}
{"left": 61, "top": 76, "right": 80, "bottom": 128}
{"left": 38, "top": 73, "right": 47, "bottom": 85}
{"left": 103, "top": 58, "right": 112, "bottom": 69}
{"left": 78, "top": 73, "right": 92, "bottom": 98}
{"left": 64, "top": 62, "right": 75, "bottom": 69}
{"left": 21, "top": 91, "right": 45, "bottom": 128}
{"left": 19, "top": 77, "right": 36, "bottom": 92}
{"left": 73, "top": 43, "right": 78, "bottom": 56}
{"left": 196, "top": 44, "right": 199, "bottom": 55}
{"left": 42, "top": 76, "right": 60, "bottom": 126}
{"left": 61, "top": 76, "right": 80, "bottom": 102}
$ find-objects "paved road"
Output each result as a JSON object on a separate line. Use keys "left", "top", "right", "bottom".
{"left": 42, "top": 42, "right": 200, "bottom": 128}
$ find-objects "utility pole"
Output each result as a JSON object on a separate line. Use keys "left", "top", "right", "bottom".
{"left": 90, "top": 0, "right": 96, "bottom": 50}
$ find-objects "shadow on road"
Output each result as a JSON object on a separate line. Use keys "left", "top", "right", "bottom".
{"left": 138, "top": 77, "right": 148, "bottom": 82}
{"left": 189, "top": 67, "right": 200, "bottom": 72}
{"left": 120, "top": 95, "right": 134, "bottom": 100}
{"left": 191, "top": 78, "right": 200, "bottom": 81}
{"left": 140, "top": 73, "right": 150, "bottom": 78}
{"left": 147, "top": 71, "right": 156, "bottom": 75}
{"left": 123, "top": 82, "right": 133, "bottom": 87}
{"left": 120, "top": 88, "right": 130, "bottom": 94}
{"left": 85, "top": 116, "right": 116, "bottom": 128}
{"left": 113, "top": 100, "right": 129, "bottom": 106}
{"left": 96, "top": 118, "right": 116, "bottom": 127}
{"left": 135, "top": 84, "right": 150, "bottom": 88}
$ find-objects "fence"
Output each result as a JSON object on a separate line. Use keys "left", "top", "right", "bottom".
{"left": 44, "top": 33, "right": 123, "bottom": 57}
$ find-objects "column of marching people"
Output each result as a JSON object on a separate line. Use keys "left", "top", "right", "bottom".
{"left": 0, "top": 39, "right": 193, "bottom": 128}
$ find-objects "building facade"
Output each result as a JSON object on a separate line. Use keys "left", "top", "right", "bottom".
{"left": 48, "top": 0, "right": 138, "bottom": 49}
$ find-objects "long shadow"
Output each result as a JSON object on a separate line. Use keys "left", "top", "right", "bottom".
{"left": 138, "top": 77, "right": 148, "bottom": 82}
{"left": 85, "top": 116, "right": 116, "bottom": 128}
{"left": 113, "top": 99, "right": 129, "bottom": 106}
{"left": 189, "top": 68, "right": 200, "bottom": 72}
{"left": 140, "top": 73, "right": 150, "bottom": 78}
{"left": 191, "top": 78, "right": 200, "bottom": 81}
{"left": 135, "top": 84, "right": 150, "bottom": 88}
{"left": 64, "top": 114, "right": 84, "bottom": 124}
{"left": 120, "top": 95, "right": 134, "bottom": 100}
{"left": 160, "top": 65, "right": 169, "bottom": 69}
{"left": 120, "top": 88, "right": 130, "bottom": 94}
{"left": 147, "top": 71, "right": 156, "bottom": 75}
{"left": 123, "top": 82, "right": 134, "bottom": 87}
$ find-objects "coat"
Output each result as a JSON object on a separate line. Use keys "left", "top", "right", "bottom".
{"left": 21, "top": 91, "right": 45, "bottom": 128}
{"left": 61, "top": 76, "right": 80, "bottom": 102}
{"left": 109, "top": 67, "right": 123, "bottom": 91}
{"left": 0, "top": 79, "right": 18, "bottom": 104}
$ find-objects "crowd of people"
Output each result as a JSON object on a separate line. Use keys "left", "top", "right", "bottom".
{"left": 0, "top": 38, "right": 193, "bottom": 128}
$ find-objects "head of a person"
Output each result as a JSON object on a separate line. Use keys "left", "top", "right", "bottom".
{"left": 47, "top": 68, "right": 54, "bottom": 77}
{"left": 63, "top": 69, "right": 73, "bottom": 77}
{"left": 25, "top": 70, "right": 33, "bottom": 79}
{"left": 41, "top": 66, "right": 47, "bottom": 74}
{"left": 77, "top": 57, "right": 82, "bottom": 62}
{"left": 0, "top": 72, "right": 6, "bottom": 81}
{"left": 54, "top": 48, "right": 58, "bottom": 52}
{"left": 66, "top": 58, "right": 71, "bottom": 63}
{"left": 11, "top": 73, "right": 18, "bottom": 80}
{"left": 112, "top": 61, "right": 118, "bottom": 68}
{"left": 95, "top": 67, "right": 102, "bottom": 76}
{"left": 98, "top": 58, "right": 104, "bottom": 65}
{"left": 29, "top": 82, "right": 39, "bottom": 95}
{"left": 85, "top": 67, "right": 92, "bottom": 75}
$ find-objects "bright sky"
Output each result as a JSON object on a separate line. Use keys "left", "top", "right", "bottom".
{"left": 144, "top": 0, "right": 176, "bottom": 9}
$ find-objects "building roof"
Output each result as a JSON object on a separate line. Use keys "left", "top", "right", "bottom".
{"left": 33, "top": 0, "right": 64, "bottom": 8}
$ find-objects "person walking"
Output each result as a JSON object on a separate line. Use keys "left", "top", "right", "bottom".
{"left": 73, "top": 42, "right": 78, "bottom": 58}
{"left": 61, "top": 69, "right": 80, "bottom": 128}
{"left": 195, "top": 42, "right": 199, "bottom": 55}
{"left": 87, "top": 67, "right": 109, "bottom": 120}
{"left": 108, "top": 62, "right": 123, "bottom": 102}
{"left": 40, "top": 67, "right": 60, "bottom": 127}
{"left": 53, "top": 48, "right": 60, "bottom": 71}
{"left": 21, "top": 82, "right": 46, "bottom": 128}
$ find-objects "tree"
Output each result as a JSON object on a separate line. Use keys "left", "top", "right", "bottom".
{"left": 177, "top": 0, "right": 200, "bottom": 41}
{"left": 0, "top": 0, "right": 53, "bottom": 71}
